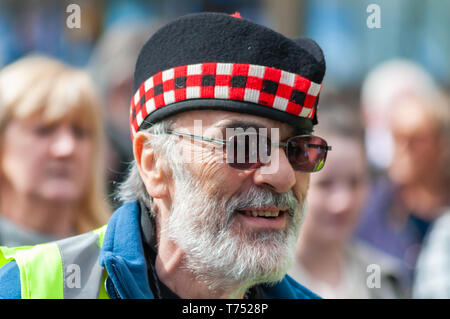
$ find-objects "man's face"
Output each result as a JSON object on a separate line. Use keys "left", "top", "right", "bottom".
{"left": 389, "top": 96, "right": 441, "bottom": 184}
{"left": 155, "top": 110, "right": 310, "bottom": 288}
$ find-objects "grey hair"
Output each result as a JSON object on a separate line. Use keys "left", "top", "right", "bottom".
{"left": 116, "top": 120, "right": 175, "bottom": 215}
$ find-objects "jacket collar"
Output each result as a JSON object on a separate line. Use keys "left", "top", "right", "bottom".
{"left": 99, "top": 201, "right": 153, "bottom": 299}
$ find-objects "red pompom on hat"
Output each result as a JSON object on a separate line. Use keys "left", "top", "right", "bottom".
{"left": 230, "top": 11, "right": 242, "bottom": 18}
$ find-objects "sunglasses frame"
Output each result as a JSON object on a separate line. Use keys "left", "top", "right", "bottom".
{"left": 164, "top": 129, "right": 331, "bottom": 172}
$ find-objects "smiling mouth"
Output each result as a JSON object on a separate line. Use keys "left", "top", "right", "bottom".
{"left": 236, "top": 209, "right": 286, "bottom": 218}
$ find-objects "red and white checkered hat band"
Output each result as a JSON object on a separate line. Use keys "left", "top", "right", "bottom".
{"left": 130, "top": 62, "right": 322, "bottom": 139}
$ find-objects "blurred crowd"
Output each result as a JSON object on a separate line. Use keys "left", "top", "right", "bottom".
{"left": 0, "top": 0, "right": 449, "bottom": 299}
{"left": 289, "top": 74, "right": 450, "bottom": 298}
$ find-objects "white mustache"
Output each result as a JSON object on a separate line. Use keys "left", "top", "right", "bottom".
{"left": 225, "top": 186, "right": 299, "bottom": 218}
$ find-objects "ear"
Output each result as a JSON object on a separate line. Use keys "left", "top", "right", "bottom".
{"left": 133, "top": 132, "right": 169, "bottom": 199}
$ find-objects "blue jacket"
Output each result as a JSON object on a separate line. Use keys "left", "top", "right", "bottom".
{"left": 0, "top": 201, "right": 320, "bottom": 299}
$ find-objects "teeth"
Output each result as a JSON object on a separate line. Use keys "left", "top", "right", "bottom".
{"left": 242, "top": 210, "right": 280, "bottom": 217}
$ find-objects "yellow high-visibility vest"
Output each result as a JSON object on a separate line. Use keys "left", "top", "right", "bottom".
{"left": 0, "top": 225, "right": 110, "bottom": 299}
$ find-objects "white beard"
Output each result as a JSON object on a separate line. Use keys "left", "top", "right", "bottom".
{"left": 164, "top": 167, "right": 306, "bottom": 291}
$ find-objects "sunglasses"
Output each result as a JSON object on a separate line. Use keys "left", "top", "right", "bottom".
{"left": 165, "top": 129, "right": 331, "bottom": 172}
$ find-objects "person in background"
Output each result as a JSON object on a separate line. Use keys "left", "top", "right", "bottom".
{"left": 408, "top": 93, "right": 450, "bottom": 299}
{"left": 0, "top": 55, "right": 111, "bottom": 246}
{"left": 413, "top": 209, "right": 450, "bottom": 298}
{"left": 356, "top": 89, "right": 450, "bottom": 293}
{"left": 289, "top": 94, "right": 408, "bottom": 298}
{"left": 360, "top": 59, "right": 438, "bottom": 174}
{"left": 87, "top": 21, "right": 157, "bottom": 208}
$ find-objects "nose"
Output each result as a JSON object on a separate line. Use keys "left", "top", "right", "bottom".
{"left": 50, "top": 127, "right": 76, "bottom": 158}
{"left": 252, "top": 146, "right": 296, "bottom": 193}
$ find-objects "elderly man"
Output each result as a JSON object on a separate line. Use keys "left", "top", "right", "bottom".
{"left": 0, "top": 12, "right": 329, "bottom": 299}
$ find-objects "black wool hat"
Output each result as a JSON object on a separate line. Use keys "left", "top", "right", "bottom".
{"left": 130, "top": 12, "right": 326, "bottom": 139}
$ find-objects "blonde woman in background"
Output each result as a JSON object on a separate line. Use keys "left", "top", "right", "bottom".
{"left": 0, "top": 55, "right": 111, "bottom": 246}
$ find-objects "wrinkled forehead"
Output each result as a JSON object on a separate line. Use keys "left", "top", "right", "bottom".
{"left": 170, "top": 110, "right": 302, "bottom": 138}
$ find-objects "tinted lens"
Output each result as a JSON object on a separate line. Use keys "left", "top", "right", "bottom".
{"left": 227, "top": 133, "right": 270, "bottom": 170}
{"left": 287, "top": 136, "right": 329, "bottom": 172}
{"left": 225, "top": 133, "right": 329, "bottom": 172}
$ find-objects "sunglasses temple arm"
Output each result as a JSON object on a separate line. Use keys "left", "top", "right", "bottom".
{"left": 166, "top": 130, "right": 227, "bottom": 146}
